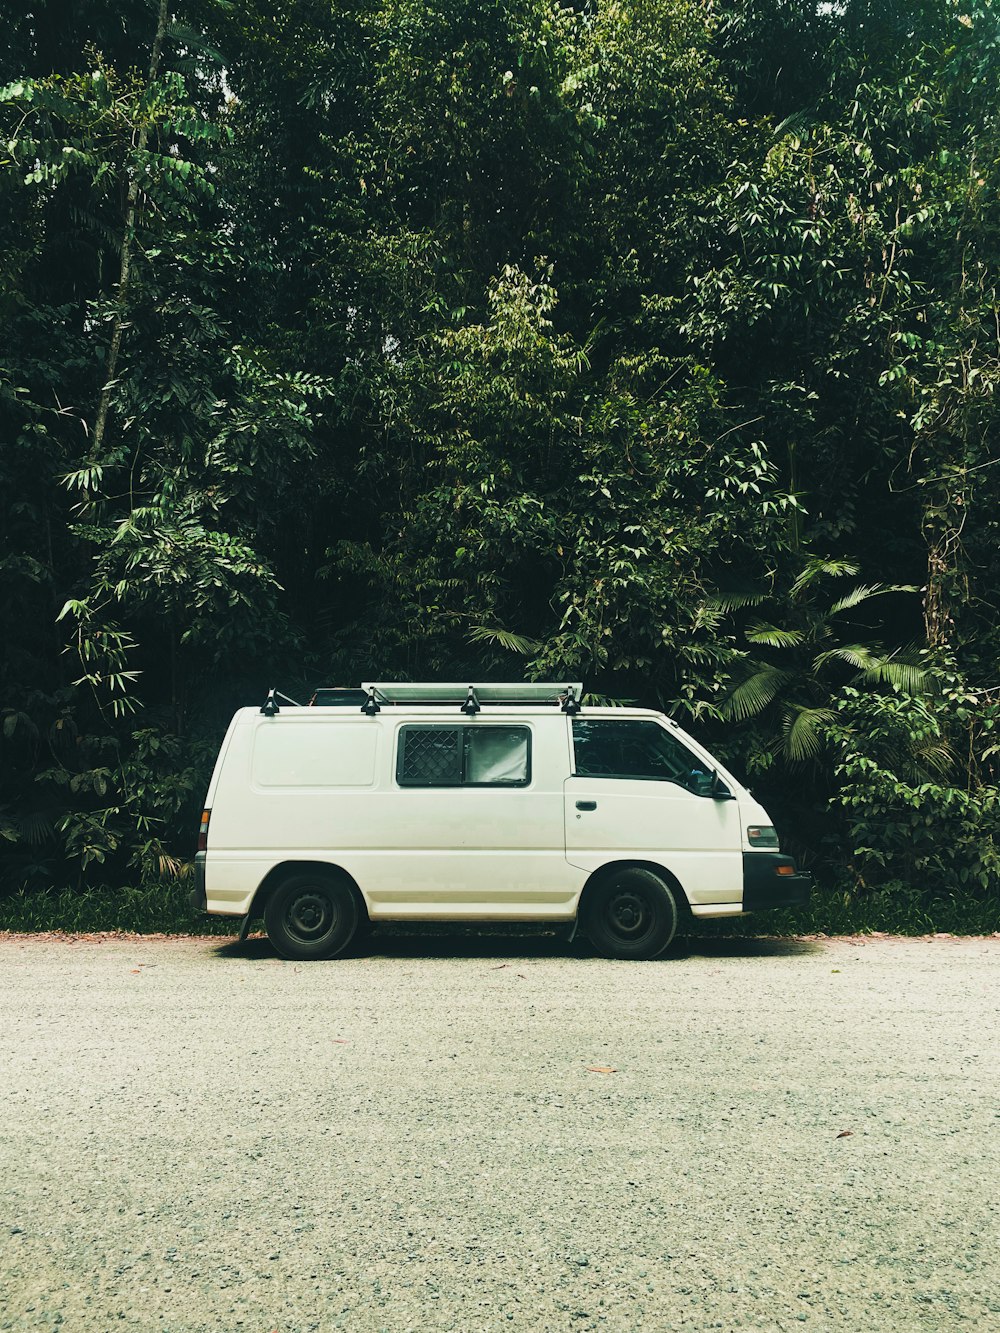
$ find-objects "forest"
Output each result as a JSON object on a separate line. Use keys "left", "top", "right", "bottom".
{"left": 1, "top": 0, "right": 998, "bottom": 931}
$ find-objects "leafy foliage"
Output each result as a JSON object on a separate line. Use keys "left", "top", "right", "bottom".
{"left": 1, "top": 1, "right": 999, "bottom": 928}
{"left": 829, "top": 685, "right": 1000, "bottom": 901}
{"left": 719, "top": 558, "right": 924, "bottom": 763}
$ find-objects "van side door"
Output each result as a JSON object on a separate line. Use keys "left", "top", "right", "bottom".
{"left": 360, "top": 716, "right": 579, "bottom": 917}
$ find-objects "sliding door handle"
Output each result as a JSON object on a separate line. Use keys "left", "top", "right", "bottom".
{"left": 575, "top": 800, "right": 597, "bottom": 812}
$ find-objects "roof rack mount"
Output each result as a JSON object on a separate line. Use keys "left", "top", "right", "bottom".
{"left": 260, "top": 688, "right": 303, "bottom": 716}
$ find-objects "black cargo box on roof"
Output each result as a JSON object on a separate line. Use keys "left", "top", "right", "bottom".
{"left": 309, "top": 688, "right": 370, "bottom": 707}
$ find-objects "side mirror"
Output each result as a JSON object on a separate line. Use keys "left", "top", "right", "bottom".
{"left": 711, "top": 770, "right": 735, "bottom": 801}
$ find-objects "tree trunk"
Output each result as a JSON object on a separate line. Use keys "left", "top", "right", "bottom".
{"left": 921, "top": 479, "right": 966, "bottom": 651}
{"left": 90, "top": 0, "right": 170, "bottom": 459}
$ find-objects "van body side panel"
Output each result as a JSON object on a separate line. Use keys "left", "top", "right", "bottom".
{"left": 203, "top": 713, "right": 242, "bottom": 806}
{"left": 563, "top": 776, "right": 744, "bottom": 904}
{"left": 205, "top": 713, "right": 385, "bottom": 914}
{"left": 202, "top": 712, "right": 259, "bottom": 913}
{"left": 204, "top": 711, "right": 583, "bottom": 920}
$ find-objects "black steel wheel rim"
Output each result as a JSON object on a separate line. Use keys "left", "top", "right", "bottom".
{"left": 286, "top": 889, "right": 335, "bottom": 941}
{"left": 608, "top": 889, "right": 652, "bottom": 941}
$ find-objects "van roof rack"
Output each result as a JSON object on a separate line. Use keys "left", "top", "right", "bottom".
{"left": 265, "top": 682, "right": 584, "bottom": 716}
{"left": 357, "top": 682, "right": 583, "bottom": 715}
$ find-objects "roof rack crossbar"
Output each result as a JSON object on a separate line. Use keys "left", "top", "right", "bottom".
{"left": 262, "top": 683, "right": 585, "bottom": 714}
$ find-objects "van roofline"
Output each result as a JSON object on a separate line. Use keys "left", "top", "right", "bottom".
{"left": 240, "top": 704, "right": 672, "bottom": 720}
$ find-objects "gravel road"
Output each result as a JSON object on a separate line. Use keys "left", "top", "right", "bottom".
{"left": 1, "top": 930, "right": 998, "bottom": 1332}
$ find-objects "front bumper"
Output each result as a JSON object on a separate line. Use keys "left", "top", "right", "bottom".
{"left": 190, "top": 851, "right": 207, "bottom": 913}
{"left": 742, "top": 852, "right": 811, "bottom": 912}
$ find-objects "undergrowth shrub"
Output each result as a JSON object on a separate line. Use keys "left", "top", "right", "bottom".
{"left": 828, "top": 687, "right": 1000, "bottom": 904}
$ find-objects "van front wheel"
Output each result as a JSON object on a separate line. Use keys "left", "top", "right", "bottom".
{"left": 583, "top": 868, "right": 678, "bottom": 960}
{"left": 264, "top": 871, "right": 359, "bottom": 960}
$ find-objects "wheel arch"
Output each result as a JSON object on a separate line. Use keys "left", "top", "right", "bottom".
{"left": 248, "top": 860, "right": 369, "bottom": 924}
{"left": 577, "top": 859, "right": 691, "bottom": 919}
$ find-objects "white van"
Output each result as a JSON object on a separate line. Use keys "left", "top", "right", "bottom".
{"left": 191, "top": 682, "right": 809, "bottom": 959}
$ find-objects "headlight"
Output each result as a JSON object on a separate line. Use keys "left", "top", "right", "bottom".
{"left": 747, "top": 825, "right": 779, "bottom": 849}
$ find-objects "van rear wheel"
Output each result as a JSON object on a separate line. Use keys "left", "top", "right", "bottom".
{"left": 264, "top": 870, "right": 359, "bottom": 960}
{"left": 584, "top": 868, "right": 678, "bottom": 960}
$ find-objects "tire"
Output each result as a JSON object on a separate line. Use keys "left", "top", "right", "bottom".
{"left": 263, "top": 870, "right": 360, "bottom": 961}
{"left": 583, "top": 867, "right": 678, "bottom": 960}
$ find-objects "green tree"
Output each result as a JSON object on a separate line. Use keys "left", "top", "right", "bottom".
{"left": 1, "top": 3, "right": 328, "bottom": 885}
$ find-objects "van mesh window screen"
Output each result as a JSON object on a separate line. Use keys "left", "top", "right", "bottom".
{"left": 399, "top": 727, "right": 462, "bottom": 785}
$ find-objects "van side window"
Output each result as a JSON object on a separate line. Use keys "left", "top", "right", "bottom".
{"left": 397, "top": 725, "right": 530, "bottom": 787}
{"left": 572, "top": 719, "right": 713, "bottom": 795}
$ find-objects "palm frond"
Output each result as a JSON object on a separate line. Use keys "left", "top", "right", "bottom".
{"left": 745, "top": 622, "right": 805, "bottom": 648}
{"left": 813, "top": 643, "right": 875, "bottom": 672}
{"left": 913, "top": 742, "right": 954, "bottom": 778}
{"left": 720, "top": 667, "right": 794, "bottom": 721}
{"left": 15, "top": 809, "right": 56, "bottom": 847}
{"left": 467, "top": 625, "right": 541, "bottom": 655}
{"left": 706, "top": 589, "right": 767, "bottom": 614}
{"left": 772, "top": 109, "right": 816, "bottom": 141}
{"left": 790, "top": 557, "right": 858, "bottom": 598}
{"left": 783, "top": 705, "right": 834, "bottom": 762}
{"left": 864, "top": 657, "right": 930, "bottom": 694}
{"left": 829, "top": 583, "right": 916, "bottom": 615}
